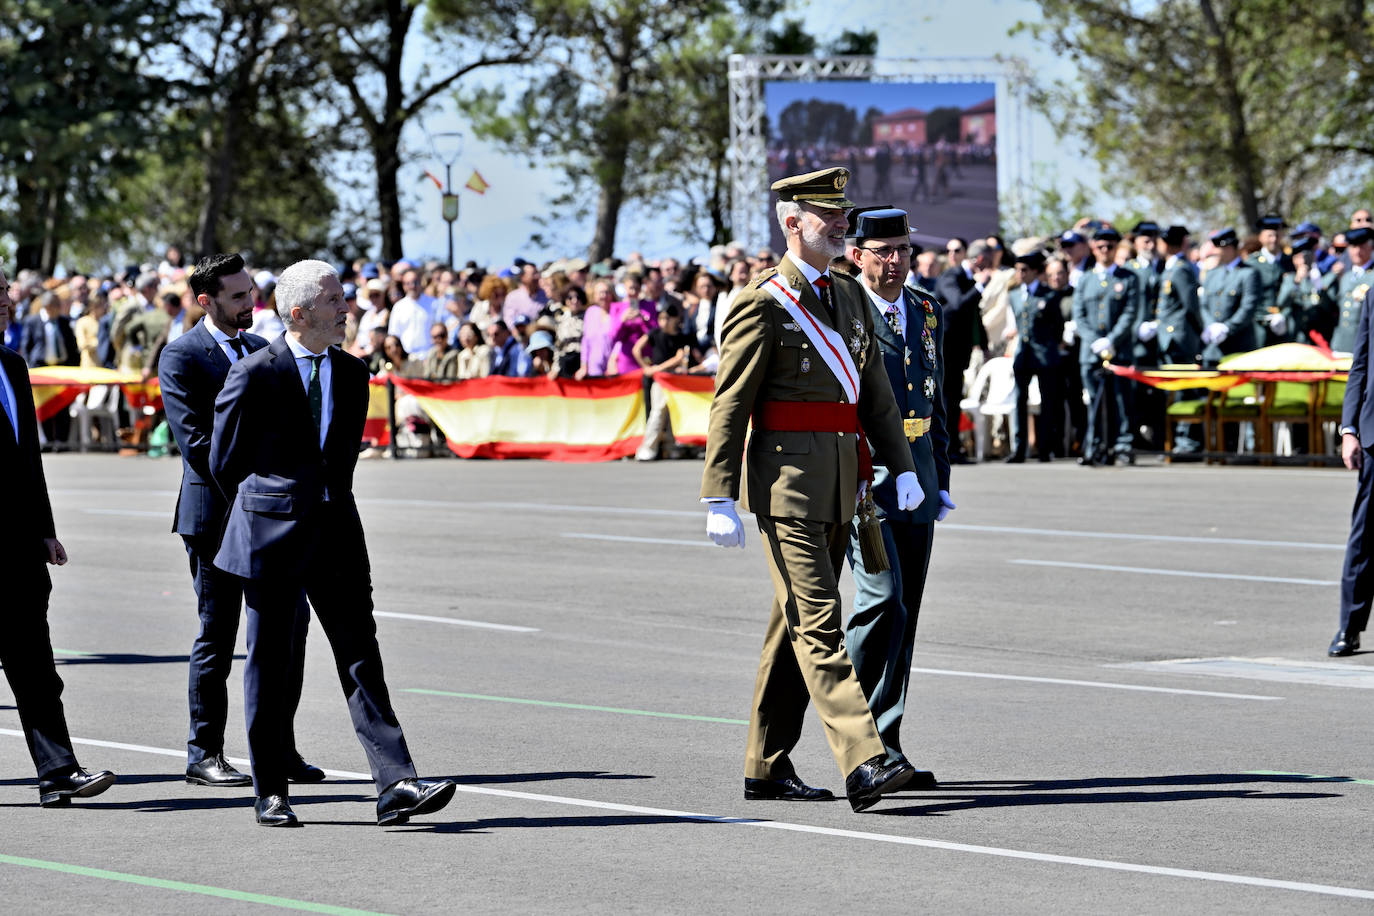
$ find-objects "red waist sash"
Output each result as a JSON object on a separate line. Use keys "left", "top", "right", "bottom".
{"left": 752, "top": 400, "right": 873, "bottom": 483}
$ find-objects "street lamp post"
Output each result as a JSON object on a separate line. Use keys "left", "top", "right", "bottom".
{"left": 430, "top": 131, "right": 464, "bottom": 267}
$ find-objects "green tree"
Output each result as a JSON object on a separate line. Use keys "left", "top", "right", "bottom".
{"left": 924, "top": 106, "right": 962, "bottom": 145}
{"left": 1018, "top": 0, "right": 1374, "bottom": 229}
{"left": 0, "top": 0, "right": 180, "bottom": 272}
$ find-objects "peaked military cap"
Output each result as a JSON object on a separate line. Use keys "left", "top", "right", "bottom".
{"left": 1209, "top": 227, "right": 1239, "bottom": 247}
{"left": 849, "top": 206, "right": 912, "bottom": 241}
{"left": 1256, "top": 214, "right": 1287, "bottom": 231}
{"left": 1291, "top": 221, "right": 1322, "bottom": 237}
{"left": 1093, "top": 226, "right": 1122, "bottom": 243}
{"left": 1162, "top": 224, "right": 1190, "bottom": 245}
{"left": 1289, "top": 236, "right": 1317, "bottom": 253}
{"left": 1346, "top": 226, "right": 1374, "bottom": 245}
{"left": 1130, "top": 221, "right": 1161, "bottom": 237}
{"left": 771, "top": 167, "right": 854, "bottom": 209}
{"left": 1014, "top": 250, "right": 1047, "bottom": 270}
{"left": 1059, "top": 229, "right": 1086, "bottom": 246}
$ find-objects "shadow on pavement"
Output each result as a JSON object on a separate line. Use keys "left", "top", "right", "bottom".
{"left": 51, "top": 653, "right": 243, "bottom": 666}
{"left": 448, "top": 771, "right": 653, "bottom": 785}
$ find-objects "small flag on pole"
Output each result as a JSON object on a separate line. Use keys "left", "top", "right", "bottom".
{"left": 465, "top": 170, "right": 490, "bottom": 195}
{"left": 421, "top": 170, "right": 444, "bottom": 191}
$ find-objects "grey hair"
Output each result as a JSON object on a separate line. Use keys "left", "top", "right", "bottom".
{"left": 967, "top": 239, "right": 992, "bottom": 261}
{"left": 275, "top": 259, "right": 337, "bottom": 325}
{"left": 775, "top": 200, "right": 802, "bottom": 234}
{"left": 135, "top": 271, "right": 160, "bottom": 290}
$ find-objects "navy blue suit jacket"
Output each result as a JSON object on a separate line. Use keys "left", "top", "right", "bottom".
{"left": 21, "top": 314, "right": 78, "bottom": 369}
{"left": 0, "top": 345, "right": 57, "bottom": 574}
{"left": 1344, "top": 288, "right": 1374, "bottom": 449}
{"left": 157, "top": 322, "right": 268, "bottom": 537}
{"left": 210, "top": 335, "right": 370, "bottom": 580}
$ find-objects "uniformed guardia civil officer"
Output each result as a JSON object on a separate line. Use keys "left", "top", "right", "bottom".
{"left": 1248, "top": 214, "right": 1295, "bottom": 347}
{"left": 1127, "top": 221, "right": 1164, "bottom": 449}
{"left": 1071, "top": 226, "right": 1139, "bottom": 464}
{"left": 1279, "top": 238, "right": 1337, "bottom": 345}
{"left": 1199, "top": 228, "right": 1261, "bottom": 367}
{"left": 1006, "top": 251, "right": 1065, "bottom": 462}
{"left": 700, "top": 167, "right": 923, "bottom": 813}
{"left": 1329, "top": 226, "right": 1374, "bottom": 353}
{"left": 1142, "top": 225, "right": 1206, "bottom": 452}
{"left": 842, "top": 207, "right": 954, "bottom": 786}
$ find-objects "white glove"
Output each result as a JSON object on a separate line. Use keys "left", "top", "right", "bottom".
{"left": 936, "top": 489, "right": 956, "bottom": 521}
{"left": 1205, "top": 322, "right": 1229, "bottom": 345}
{"left": 1267, "top": 312, "right": 1288, "bottom": 335}
{"left": 1137, "top": 320, "right": 1158, "bottom": 342}
{"left": 1062, "top": 320, "right": 1077, "bottom": 345}
{"left": 1090, "top": 337, "right": 1112, "bottom": 355}
{"left": 895, "top": 471, "right": 925, "bottom": 512}
{"left": 705, "top": 499, "right": 745, "bottom": 549}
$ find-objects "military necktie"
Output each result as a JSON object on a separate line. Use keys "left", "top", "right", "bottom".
{"left": 307, "top": 354, "right": 324, "bottom": 436}
{"left": 227, "top": 336, "right": 246, "bottom": 361}
{"left": 814, "top": 274, "right": 837, "bottom": 325}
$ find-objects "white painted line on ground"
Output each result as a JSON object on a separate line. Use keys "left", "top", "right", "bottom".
{"left": 1109, "top": 658, "right": 1374, "bottom": 690}
{"left": 561, "top": 532, "right": 712, "bottom": 548}
{"left": 372, "top": 612, "right": 538, "bottom": 633}
{"left": 1009, "top": 559, "right": 1337, "bottom": 587}
{"left": 360, "top": 497, "right": 706, "bottom": 519}
{"left": 81, "top": 508, "right": 168, "bottom": 519}
{"left": 947, "top": 522, "right": 1342, "bottom": 552}
{"left": 912, "top": 667, "right": 1281, "bottom": 701}
{"left": 2, "top": 729, "right": 1368, "bottom": 901}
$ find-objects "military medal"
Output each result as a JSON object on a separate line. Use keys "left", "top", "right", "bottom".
{"left": 923, "top": 376, "right": 935, "bottom": 398}
{"left": 886, "top": 307, "right": 901, "bottom": 337}
{"left": 923, "top": 296, "right": 937, "bottom": 329}
{"left": 800, "top": 357, "right": 810, "bottom": 373}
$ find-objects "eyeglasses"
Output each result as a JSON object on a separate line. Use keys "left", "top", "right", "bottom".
{"left": 859, "top": 244, "right": 913, "bottom": 261}
{"left": 946, "top": 246, "right": 965, "bottom": 254}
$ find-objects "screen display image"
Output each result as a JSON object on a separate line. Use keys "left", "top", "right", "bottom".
{"left": 763, "top": 80, "right": 997, "bottom": 252}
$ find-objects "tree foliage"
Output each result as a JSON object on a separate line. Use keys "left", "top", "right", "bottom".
{"left": 1018, "top": 0, "right": 1374, "bottom": 231}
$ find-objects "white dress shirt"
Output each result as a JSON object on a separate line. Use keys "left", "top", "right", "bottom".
{"left": 284, "top": 335, "right": 333, "bottom": 449}
{"left": 861, "top": 280, "right": 906, "bottom": 338}
{"left": 784, "top": 253, "right": 831, "bottom": 304}
{"left": 204, "top": 318, "right": 251, "bottom": 364}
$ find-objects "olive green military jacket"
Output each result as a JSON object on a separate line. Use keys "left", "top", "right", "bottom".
{"left": 700, "top": 255, "right": 917, "bottom": 525}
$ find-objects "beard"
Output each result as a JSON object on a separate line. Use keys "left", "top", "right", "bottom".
{"left": 800, "top": 221, "right": 844, "bottom": 259}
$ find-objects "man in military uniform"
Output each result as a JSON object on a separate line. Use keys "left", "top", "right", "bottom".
{"left": 841, "top": 207, "right": 954, "bottom": 787}
{"left": 1142, "top": 225, "right": 1206, "bottom": 452}
{"left": 701, "top": 168, "right": 923, "bottom": 813}
{"left": 1006, "top": 250, "right": 1066, "bottom": 462}
{"left": 1071, "top": 227, "right": 1139, "bottom": 464}
{"left": 1329, "top": 226, "right": 1374, "bottom": 353}
{"left": 1247, "top": 214, "right": 1295, "bottom": 346}
{"left": 1279, "top": 237, "right": 1336, "bottom": 345}
{"left": 1126, "top": 221, "right": 1164, "bottom": 449}
{"left": 1199, "top": 228, "right": 1260, "bottom": 367}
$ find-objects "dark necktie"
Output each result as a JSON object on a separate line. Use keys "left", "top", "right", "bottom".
{"left": 307, "top": 355, "right": 324, "bottom": 435}
{"left": 814, "top": 275, "right": 837, "bottom": 325}
{"left": 227, "top": 336, "right": 246, "bottom": 361}
{"left": 0, "top": 382, "right": 15, "bottom": 443}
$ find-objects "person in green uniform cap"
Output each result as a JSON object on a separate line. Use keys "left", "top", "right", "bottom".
{"left": 1330, "top": 226, "right": 1374, "bottom": 353}
{"left": 1199, "top": 227, "right": 1260, "bottom": 367}
{"left": 1145, "top": 225, "right": 1206, "bottom": 452}
{"left": 1248, "top": 214, "right": 1295, "bottom": 346}
{"left": 1127, "top": 221, "right": 1164, "bottom": 449}
{"left": 1007, "top": 249, "right": 1066, "bottom": 461}
{"left": 1279, "top": 236, "right": 1337, "bottom": 345}
{"left": 1072, "top": 226, "right": 1139, "bottom": 464}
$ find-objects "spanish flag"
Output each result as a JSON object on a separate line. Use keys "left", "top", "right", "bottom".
{"left": 464, "top": 170, "right": 490, "bottom": 195}
{"left": 653, "top": 373, "right": 715, "bottom": 446}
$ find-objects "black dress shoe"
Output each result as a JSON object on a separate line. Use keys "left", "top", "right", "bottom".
{"left": 186, "top": 754, "right": 252, "bottom": 788}
{"left": 1328, "top": 630, "right": 1361, "bottom": 657}
{"left": 1004, "top": 454, "right": 1026, "bottom": 464}
{"left": 39, "top": 767, "right": 116, "bottom": 807}
{"left": 1037, "top": 453, "right": 1052, "bottom": 463}
{"left": 254, "top": 794, "right": 299, "bottom": 827}
{"left": 377, "top": 777, "right": 457, "bottom": 826}
{"left": 845, "top": 756, "right": 914, "bottom": 812}
{"left": 744, "top": 775, "right": 835, "bottom": 801}
{"left": 286, "top": 755, "right": 326, "bottom": 783}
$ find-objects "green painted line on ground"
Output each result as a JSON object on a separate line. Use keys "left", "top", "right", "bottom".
{"left": 1246, "top": 770, "right": 1374, "bottom": 787}
{"left": 403, "top": 688, "right": 748, "bottom": 725}
{"left": 0, "top": 854, "right": 392, "bottom": 915}
{"left": 51, "top": 649, "right": 89, "bottom": 656}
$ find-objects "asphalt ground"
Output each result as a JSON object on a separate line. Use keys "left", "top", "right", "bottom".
{"left": 2, "top": 453, "right": 1371, "bottom": 914}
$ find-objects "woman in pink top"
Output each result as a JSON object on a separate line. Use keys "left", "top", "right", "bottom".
{"left": 580, "top": 279, "right": 616, "bottom": 376}
{"left": 607, "top": 273, "right": 658, "bottom": 374}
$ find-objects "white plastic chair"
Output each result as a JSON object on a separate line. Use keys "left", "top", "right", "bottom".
{"left": 70, "top": 384, "right": 122, "bottom": 451}
{"left": 959, "top": 356, "right": 1019, "bottom": 461}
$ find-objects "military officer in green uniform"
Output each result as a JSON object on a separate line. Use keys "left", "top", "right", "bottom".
{"left": 1142, "top": 225, "right": 1206, "bottom": 451}
{"left": 1247, "top": 214, "right": 1295, "bottom": 346}
{"left": 840, "top": 207, "right": 954, "bottom": 787}
{"left": 1071, "top": 226, "right": 1139, "bottom": 464}
{"left": 700, "top": 168, "right": 922, "bottom": 813}
{"left": 1126, "top": 221, "right": 1164, "bottom": 449}
{"left": 1279, "top": 237, "right": 1337, "bottom": 345}
{"left": 1330, "top": 226, "right": 1374, "bottom": 353}
{"left": 1199, "top": 228, "right": 1261, "bottom": 366}
{"left": 1007, "top": 250, "right": 1066, "bottom": 461}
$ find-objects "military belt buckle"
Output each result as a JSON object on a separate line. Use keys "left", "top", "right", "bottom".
{"left": 903, "top": 417, "right": 930, "bottom": 440}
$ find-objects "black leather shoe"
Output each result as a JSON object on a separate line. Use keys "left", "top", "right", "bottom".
{"left": 377, "top": 777, "right": 457, "bottom": 826}
{"left": 254, "top": 794, "right": 299, "bottom": 827}
{"left": 845, "top": 756, "right": 914, "bottom": 812}
{"left": 744, "top": 775, "right": 835, "bottom": 801}
{"left": 1329, "top": 630, "right": 1361, "bottom": 657}
{"left": 39, "top": 767, "right": 116, "bottom": 807}
{"left": 905, "top": 766, "right": 938, "bottom": 788}
{"left": 186, "top": 754, "right": 252, "bottom": 787}
{"left": 1004, "top": 454, "right": 1026, "bottom": 464}
{"left": 286, "top": 755, "right": 326, "bottom": 784}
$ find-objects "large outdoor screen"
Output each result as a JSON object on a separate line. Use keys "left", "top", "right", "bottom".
{"left": 763, "top": 80, "right": 997, "bottom": 253}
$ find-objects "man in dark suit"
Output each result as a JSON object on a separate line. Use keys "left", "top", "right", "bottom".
{"left": 21, "top": 290, "right": 78, "bottom": 446}
{"left": 210, "top": 259, "right": 455, "bottom": 827}
{"left": 1007, "top": 251, "right": 1066, "bottom": 462}
{"left": 158, "top": 253, "right": 321, "bottom": 788}
{"left": 0, "top": 267, "right": 116, "bottom": 807}
{"left": 1331, "top": 286, "right": 1374, "bottom": 656}
{"left": 843, "top": 208, "right": 954, "bottom": 784}
{"left": 934, "top": 240, "right": 990, "bottom": 462}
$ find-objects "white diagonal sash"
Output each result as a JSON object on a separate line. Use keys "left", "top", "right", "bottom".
{"left": 762, "top": 276, "right": 860, "bottom": 403}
